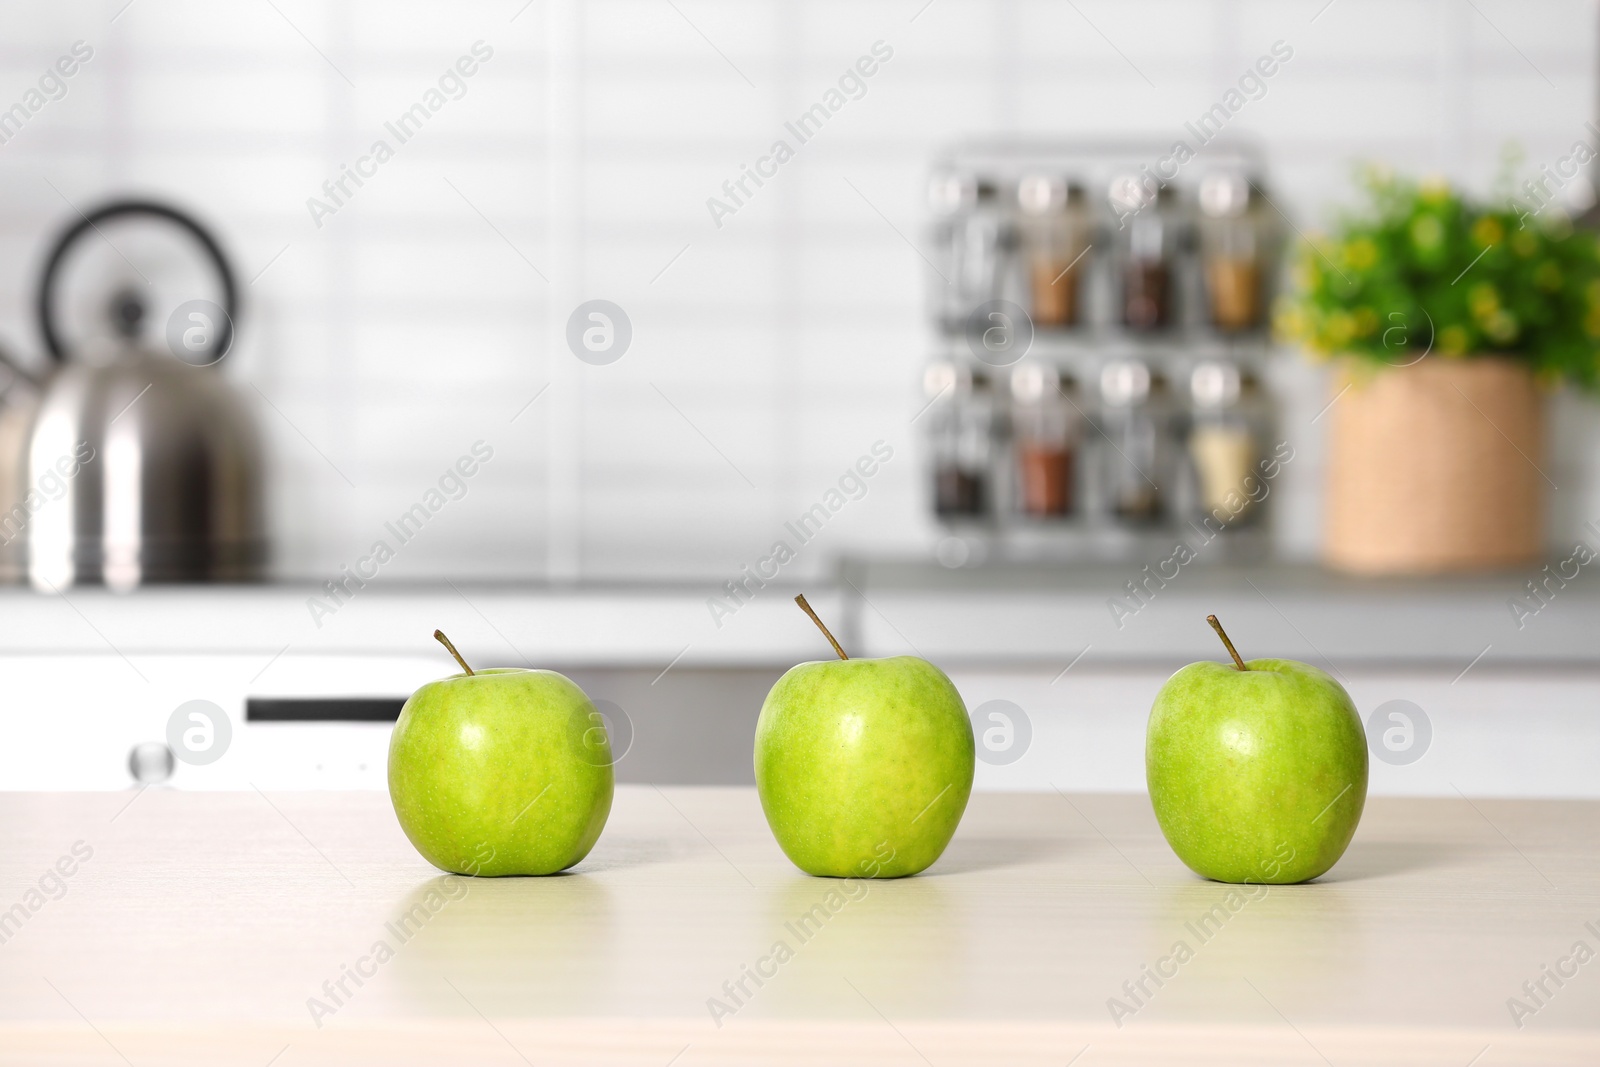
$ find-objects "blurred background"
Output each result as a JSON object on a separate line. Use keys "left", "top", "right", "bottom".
{"left": 2, "top": 0, "right": 1599, "bottom": 797}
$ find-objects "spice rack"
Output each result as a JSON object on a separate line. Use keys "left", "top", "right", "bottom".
{"left": 921, "top": 140, "right": 1284, "bottom": 565}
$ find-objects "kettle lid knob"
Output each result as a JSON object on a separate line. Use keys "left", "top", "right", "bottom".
{"left": 110, "top": 288, "right": 145, "bottom": 341}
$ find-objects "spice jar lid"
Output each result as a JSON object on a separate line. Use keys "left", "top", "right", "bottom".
{"left": 1108, "top": 174, "right": 1156, "bottom": 215}
{"left": 1010, "top": 362, "right": 1060, "bottom": 402}
{"left": 924, "top": 361, "right": 967, "bottom": 397}
{"left": 1191, "top": 360, "right": 1242, "bottom": 408}
{"left": 928, "top": 171, "right": 977, "bottom": 214}
{"left": 1100, "top": 360, "right": 1152, "bottom": 406}
{"left": 1199, "top": 172, "right": 1253, "bottom": 218}
{"left": 1109, "top": 175, "right": 1174, "bottom": 216}
{"left": 1018, "top": 174, "right": 1067, "bottom": 215}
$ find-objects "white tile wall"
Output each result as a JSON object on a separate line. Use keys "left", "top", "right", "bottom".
{"left": 0, "top": 0, "right": 1594, "bottom": 582}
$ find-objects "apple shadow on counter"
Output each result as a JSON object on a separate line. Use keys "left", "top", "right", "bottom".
{"left": 927, "top": 834, "right": 1077, "bottom": 876}
{"left": 384, "top": 874, "right": 619, "bottom": 1016}
{"left": 576, "top": 834, "right": 695, "bottom": 874}
{"left": 1306, "top": 839, "right": 1470, "bottom": 883}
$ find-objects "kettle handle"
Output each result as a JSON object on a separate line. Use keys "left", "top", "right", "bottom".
{"left": 36, "top": 199, "right": 239, "bottom": 366}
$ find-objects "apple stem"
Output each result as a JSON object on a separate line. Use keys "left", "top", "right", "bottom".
{"left": 1207, "top": 614, "right": 1248, "bottom": 671}
{"left": 794, "top": 594, "right": 849, "bottom": 660}
{"left": 433, "top": 629, "right": 475, "bottom": 676}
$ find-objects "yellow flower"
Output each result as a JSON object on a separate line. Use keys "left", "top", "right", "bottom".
{"left": 1585, "top": 306, "right": 1600, "bottom": 338}
{"left": 1468, "top": 283, "right": 1499, "bottom": 318}
{"left": 1587, "top": 279, "right": 1600, "bottom": 305}
{"left": 1352, "top": 307, "right": 1379, "bottom": 337}
{"left": 1291, "top": 261, "right": 1320, "bottom": 291}
{"left": 1512, "top": 230, "right": 1538, "bottom": 257}
{"left": 1419, "top": 176, "right": 1451, "bottom": 204}
{"left": 1343, "top": 237, "right": 1379, "bottom": 271}
{"left": 1485, "top": 310, "right": 1518, "bottom": 344}
{"left": 1360, "top": 162, "right": 1394, "bottom": 191}
{"left": 1438, "top": 325, "right": 1470, "bottom": 355}
{"left": 1535, "top": 262, "right": 1563, "bottom": 292}
{"left": 1325, "top": 311, "right": 1355, "bottom": 347}
{"left": 1273, "top": 303, "right": 1308, "bottom": 342}
{"left": 1471, "top": 216, "right": 1504, "bottom": 248}
{"left": 1410, "top": 214, "right": 1444, "bottom": 251}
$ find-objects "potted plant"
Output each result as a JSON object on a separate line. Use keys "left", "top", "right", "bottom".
{"left": 1278, "top": 166, "right": 1600, "bottom": 573}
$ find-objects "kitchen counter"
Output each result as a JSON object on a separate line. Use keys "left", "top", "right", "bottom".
{"left": 0, "top": 559, "right": 1592, "bottom": 668}
{"left": 840, "top": 558, "right": 1600, "bottom": 667}
{"left": 2, "top": 787, "right": 1597, "bottom": 1064}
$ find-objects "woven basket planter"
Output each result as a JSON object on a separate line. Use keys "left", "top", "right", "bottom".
{"left": 1323, "top": 357, "right": 1546, "bottom": 574}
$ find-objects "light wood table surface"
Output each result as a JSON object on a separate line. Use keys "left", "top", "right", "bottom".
{"left": 1, "top": 786, "right": 1597, "bottom": 1065}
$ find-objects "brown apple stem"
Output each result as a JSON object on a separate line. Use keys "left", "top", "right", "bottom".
{"left": 794, "top": 594, "right": 848, "bottom": 660}
{"left": 433, "top": 629, "right": 475, "bottom": 675}
{"left": 1207, "top": 614, "right": 1248, "bottom": 671}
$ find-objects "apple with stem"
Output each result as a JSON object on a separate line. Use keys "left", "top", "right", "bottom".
{"left": 754, "top": 595, "right": 975, "bottom": 878}
{"left": 388, "top": 630, "right": 614, "bottom": 876}
{"left": 1146, "top": 614, "right": 1368, "bottom": 884}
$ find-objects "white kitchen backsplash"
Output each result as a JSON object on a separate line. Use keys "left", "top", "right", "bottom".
{"left": 0, "top": 0, "right": 1594, "bottom": 582}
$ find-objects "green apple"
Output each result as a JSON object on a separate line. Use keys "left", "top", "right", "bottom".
{"left": 753, "top": 595, "right": 975, "bottom": 878}
{"left": 1146, "top": 615, "right": 1367, "bottom": 884}
{"left": 388, "top": 630, "right": 614, "bottom": 876}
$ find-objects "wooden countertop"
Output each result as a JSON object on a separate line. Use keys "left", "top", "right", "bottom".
{"left": 1, "top": 787, "right": 1597, "bottom": 1065}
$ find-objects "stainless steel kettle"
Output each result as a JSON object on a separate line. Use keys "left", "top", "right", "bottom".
{"left": 0, "top": 200, "right": 267, "bottom": 591}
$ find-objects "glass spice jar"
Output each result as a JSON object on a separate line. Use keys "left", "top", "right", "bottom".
{"left": 926, "top": 171, "right": 978, "bottom": 333}
{"left": 932, "top": 177, "right": 1015, "bottom": 335}
{"left": 1110, "top": 175, "right": 1178, "bottom": 332}
{"left": 925, "top": 362, "right": 995, "bottom": 519}
{"left": 1188, "top": 361, "right": 1268, "bottom": 526}
{"left": 1099, "top": 359, "right": 1169, "bottom": 524}
{"left": 1198, "top": 172, "right": 1267, "bottom": 332}
{"left": 1017, "top": 175, "right": 1091, "bottom": 329}
{"left": 1010, "top": 363, "right": 1079, "bottom": 518}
